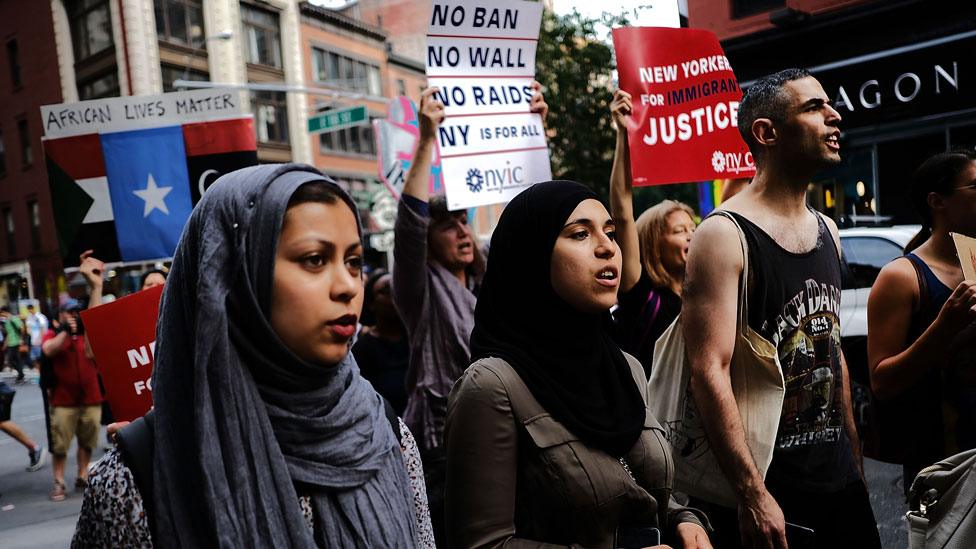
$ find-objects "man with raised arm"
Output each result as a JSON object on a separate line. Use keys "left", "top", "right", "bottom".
{"left": 682, "top": 69, "right": 881, "bottom": 549}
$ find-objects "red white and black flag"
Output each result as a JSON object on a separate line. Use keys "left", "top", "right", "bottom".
{"left": 41, "top": 89, "right": 258, "bottom": 266}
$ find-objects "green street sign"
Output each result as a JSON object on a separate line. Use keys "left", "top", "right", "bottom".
{"left": 307, "top": 105, "right": 368, "bottom": 134}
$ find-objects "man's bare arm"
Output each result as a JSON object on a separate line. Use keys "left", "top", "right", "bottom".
{"left": 683, "top": 216, "right": 786, "bottom": 549}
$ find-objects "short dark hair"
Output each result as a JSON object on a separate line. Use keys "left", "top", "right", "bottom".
{"left": 140, "top": 269, "right": 168, "bottom": 287}
{"left": 738, "top": 68, "right": 812, "bottom": 160}
{"left": 428, "top": 194, "right": 465, "bottom": 226}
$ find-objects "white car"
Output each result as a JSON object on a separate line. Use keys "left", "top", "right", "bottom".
{"left": 838, "top": 224, "right": 921, "bottom": 385}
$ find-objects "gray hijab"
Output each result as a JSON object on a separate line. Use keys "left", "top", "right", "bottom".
{"left": 150, "top": 164, "right": 418, "bottom": 548}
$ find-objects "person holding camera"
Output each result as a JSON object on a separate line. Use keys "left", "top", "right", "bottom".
{"left": 41, "top": 299, "right": 103, "bottom": 502}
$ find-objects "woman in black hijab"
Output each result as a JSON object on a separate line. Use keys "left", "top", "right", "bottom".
{"left": 73, "top": 164, "right": 433, "bottom": 548}
{"left": 444, "top": 181, "right": 711, "bottom": 548}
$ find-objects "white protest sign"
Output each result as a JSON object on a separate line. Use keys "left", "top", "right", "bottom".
{"left": 426, "top": 0, "right": 551, "bottom": 210}
{"left": 40, "top": 88, "right": 247, "bottom": 139}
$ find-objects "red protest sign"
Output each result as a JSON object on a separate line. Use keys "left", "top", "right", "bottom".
{"left": 80, "top": 285, "right": 162, "bottom": 422}
{"left": 612, "top": 27, "right": 756, "bottom": 185}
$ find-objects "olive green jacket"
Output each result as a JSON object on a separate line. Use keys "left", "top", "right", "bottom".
{"left": 445, "top": 354, "right": 709, "bottom": 548}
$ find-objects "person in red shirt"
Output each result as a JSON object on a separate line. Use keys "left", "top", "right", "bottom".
{"left": 41, "top": 299, "right": 103, "bottom": 502}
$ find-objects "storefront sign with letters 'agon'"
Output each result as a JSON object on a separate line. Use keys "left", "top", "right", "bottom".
{"left": 426, "top": 0, "right": 552, "bottom": 210}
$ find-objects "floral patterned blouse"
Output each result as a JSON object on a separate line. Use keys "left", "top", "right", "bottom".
{"left": 71, "top": 419, "right": 435, "bottom": 548}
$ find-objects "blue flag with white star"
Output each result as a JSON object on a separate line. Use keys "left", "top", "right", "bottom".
{"left": 101, "top": 126, "right": 193, "bottom": 261}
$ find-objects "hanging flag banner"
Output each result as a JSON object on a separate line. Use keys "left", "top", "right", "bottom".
{"left": 374, "top": 96, "right": 444, "bottom": 199}
{"left": 41, "top": 89, "right": 258, "bottom": 266}
{"left": 426, "top": 0, "right": 551, "bottom": 210}
{"left": 80, "top": 284, "right": 163, "bottom": 423}
{"left": 612, "top": 27, "right": 756, "bottom": 185}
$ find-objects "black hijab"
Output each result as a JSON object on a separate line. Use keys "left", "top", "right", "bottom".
{"left": 151, "top": 164, "right": 417, "bottom": 548}
{"left": 470, "top": 180, "right": 645, "bottom": 457}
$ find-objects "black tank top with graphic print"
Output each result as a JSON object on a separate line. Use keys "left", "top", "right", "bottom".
{"left": 726, "top": 211, "right": 859, "bottom": 493}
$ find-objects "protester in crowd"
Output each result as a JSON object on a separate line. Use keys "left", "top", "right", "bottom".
{"left": 73, "top": 164, "right": 433, "bottom": 548}
{"left": 867, "top": 149, "right": 976, "bottom": 491}
{"left": 445, "top": 180, "right": 711, "bottom": 548}
{"left": 0, "top": 380, "right": 47, "bottom": 471}
{"left": 353, "top": 269, "right": 409, "bottom": 415}
{"left": 139, "top": 268, "right": 167, "bottom": 290}
{"left": 2, "top": 306, "right": 29, "bottom": 383}
{"left": 42, "top": 299, "right": 102, "bottom": 502}
{"left": 682, "top": 68, "right": 880, "bottom": 548}
{"left": 25, "top": 304, "right": 49, "bottom": 370}
{"left": 394, "top": 82, "right": 548, "bottom": 544}
{"left": 77, "top": 251, "right": 116, "bottom": 435}
{"left": 608, "top": 89, "right": 697, "bottom": 378}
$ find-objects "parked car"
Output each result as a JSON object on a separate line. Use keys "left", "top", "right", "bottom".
{"left": 838, "top": 224, "right": 920, "bottom": 433}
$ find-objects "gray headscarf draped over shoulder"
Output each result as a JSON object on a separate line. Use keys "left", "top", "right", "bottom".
{"left": 151, "top": 164, "right": 418, "bottom": 548}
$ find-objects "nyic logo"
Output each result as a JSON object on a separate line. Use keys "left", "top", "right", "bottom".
{"left": 710, "top": 150, "right": 755, "bottom": 175}
{"left": 466, "top": 168, "right": 484, "bottom": 192}
{"left": 465, "top": 162, "right": 525, "bottom": 193}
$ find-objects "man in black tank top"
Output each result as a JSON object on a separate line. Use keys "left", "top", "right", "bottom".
{"left": 682, "top": 69, "right": 881, "bottom": 549}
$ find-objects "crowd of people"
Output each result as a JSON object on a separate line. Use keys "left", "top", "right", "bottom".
{"left": 1, "top": 67, "right": 971, "bottom": 548}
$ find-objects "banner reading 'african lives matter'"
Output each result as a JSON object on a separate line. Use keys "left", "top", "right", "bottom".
{"left": 426, "top": 0, "right": 551, "bottom": 210}
{"left": 41, "top": 88, "right": 258, "bottom": 266}
{"left": 612, "top": 27, "right": 756, "bottom": 185}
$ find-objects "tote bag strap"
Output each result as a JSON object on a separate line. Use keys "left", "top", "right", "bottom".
{"left": 708, "top": 211, "right": 751, "bottom": 336}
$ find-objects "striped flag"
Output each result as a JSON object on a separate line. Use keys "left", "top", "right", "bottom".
{"left": 41, "top": 89, "right": 257, "bottom": 266}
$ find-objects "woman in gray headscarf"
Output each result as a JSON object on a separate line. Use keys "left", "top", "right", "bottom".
{"left": 72, "top": 164, "right": 433, "bottom": 548}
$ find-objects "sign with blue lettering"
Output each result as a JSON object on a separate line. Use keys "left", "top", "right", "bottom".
{"left": 426, "top": 0, "right": 551, "bottom": 210}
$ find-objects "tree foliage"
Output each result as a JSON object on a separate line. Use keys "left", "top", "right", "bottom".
{"left": 534, "top": 9, "right": 700, "bottom": 213}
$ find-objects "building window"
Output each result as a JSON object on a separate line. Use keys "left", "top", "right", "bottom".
{"left": 154, "top": 0, "right": 204, "bottom": 46}
{"left": 7, "top": 40, "right": 21, "bottom": 88}
{"left": 161, "top": 64, "right": 207, "bottom": 92}
{"left": 17, "top": 119, "right": 30, "bottom": 167}
{"left": 77, "top": 70, "right": 119, "bottom": 100}
{"left": 252, "top": 90, "right": 288, "bottom": 144}
{"left": 320, "top": 118, "right": 376, "bottom": 156}
{"left": 3, "top": 208, "right": 15, "bottom": 257}
{"left": 68, "top": 0, "right": 114, "bottom": 61}
{"left": 732, "top": 0, "right": 785, "bottom": 18}
{"left": 241, "top": 4, "right": 282, "bottom": 69}
{"left": 312, "top": 48, "right": 382, "bottom": 96}
{"left": 397, "top": 79, "right": 406, "bottom": 96}
{"left": 27, "top": 200, "right": 40, "bottom": 252}
{"left": 0, "top": 130, "right": 6, "bottom": 177}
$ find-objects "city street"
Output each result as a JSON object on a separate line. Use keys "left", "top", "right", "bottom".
{"left": 0, "top": 370, "right": 910, "bottom": 548}
{"left": 0, "top": 371, "right": 106, "bottom": 549}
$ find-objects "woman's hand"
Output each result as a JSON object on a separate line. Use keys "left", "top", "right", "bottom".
{"left": 936, "top": 280, "right": 976, "bottom": 332}
{"left": 417, "top": 87, "right": 446, "bottom": 143}
{"left": 676, "top": 522, "right": 713, "bottom": 549}
{"left": 106, "top": 421, "right": 131, "bottom": 443}
{"left": 610, "top": 89, "right": 633, "bottom": 133}
{"left": 79, "top": 250, "right": 105, "bottom": 290}
{"left": 529, "top": 80, "right": 549, "bottom": 123}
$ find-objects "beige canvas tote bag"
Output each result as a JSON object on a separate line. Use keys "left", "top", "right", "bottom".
{"left": 647, "top": 210, "right": 785, "bottom": 507}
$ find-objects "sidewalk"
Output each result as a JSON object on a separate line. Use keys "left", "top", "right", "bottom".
{"left": 0, "top": 370, "right": 106, "bottom": 547}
